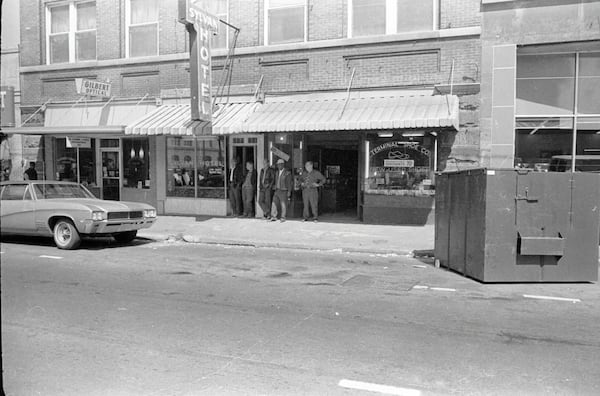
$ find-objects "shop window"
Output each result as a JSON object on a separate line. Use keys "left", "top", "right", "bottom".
{"left": 515, "top": 51, "right": 600, "bottom": 170}
{"left": 365, "top": 133, "right": 435, "bottom": 195}
{"left": 47, "top": 1, "right": 97, "bottom": 64}
{"left": 127, "top": 0, "right": 159, "bottom": 58}
{"left": 350, "top": 0, "right": 436, "bottom": 38}
{"left": 54, "top": 138, "right": 97, "bottom": 186}
{"left": 266, "top": 0, "right": 306, "bottom": 45}
{"left": 167, "top": 137, "right": 225, "bottom": 198}
{"left": 122, "top": 138, "right": 150, "bottom": 189}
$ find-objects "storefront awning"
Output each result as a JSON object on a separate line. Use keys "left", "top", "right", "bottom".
{"left": 124, "top": 102, "right": 259, "bottom": 136}
{"left": 215, "top": 94, "right": 459, "bottom": 134}
{"left": 2, "top": 101, "right": 157, "bottom": 136}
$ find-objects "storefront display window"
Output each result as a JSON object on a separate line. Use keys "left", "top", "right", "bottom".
{"left": 515, "top": 50, "right": 600, "bottom": 170}
{"left": 122, "top": 138, "right": 150, "bottom": 188}
{"left": 365, "top": 133, "right": 435, "bottom": 195}
{"left": 167, "top": 136, "right": 225, "bottom": 198}
{"left": 54, "top": 137, "right": 96, "bottom": 186}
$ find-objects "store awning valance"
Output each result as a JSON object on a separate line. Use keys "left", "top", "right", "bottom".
{"left": 2, "top": 101, "right": 157, "bottom": 136}
{"left": 124, "top": 102, "right": 259, "bottom": 136}
{"left": 214, "top": 94, "right": 459, "bottom": 134}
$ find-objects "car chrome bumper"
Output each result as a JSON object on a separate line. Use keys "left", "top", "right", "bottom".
{"left": 78, "top": 218, "right": 156, "bottom": 235}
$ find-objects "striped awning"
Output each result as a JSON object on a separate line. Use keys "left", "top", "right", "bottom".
{"left": 124, "top": 102, "right": 259, "bottom": 136}
{"left": 213, "top": 94, "right": 459, "bottom": 134}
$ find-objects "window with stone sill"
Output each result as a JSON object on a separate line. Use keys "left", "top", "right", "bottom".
{"left": 127, "top": 0, "right": 159, "bottom": 58}
{"left": 350, "top": 0, "right": 436, "bottom": 38}
{"left": 265, "top": 0, "right": 306, "bottom": 45}
{"left": 47, "top": 1, "right": 96, "bottom": 64}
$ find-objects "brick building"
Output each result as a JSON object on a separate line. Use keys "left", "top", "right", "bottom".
{"left": 8, "top": 0, "right": 482, "bottom": 223}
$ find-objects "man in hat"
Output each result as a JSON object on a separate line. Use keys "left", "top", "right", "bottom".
{"left": 228, "top": 157, "right": 244, "bottom": 216}
{"left": 299, "top": 161, "right": 326, "bottom": 222}
{"left": 271, "top": 158, "right": 292, "bottom": 222}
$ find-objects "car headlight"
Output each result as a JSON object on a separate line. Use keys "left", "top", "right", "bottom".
{"left": 91, "top": 211, "right": 106, "bottom": 221}
{"left": 144, "top": 209, "right": 157, "bottom": 218}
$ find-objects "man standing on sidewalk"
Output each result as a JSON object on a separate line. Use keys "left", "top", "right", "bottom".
{"left": 228, "top": 157, "right": 244, "bottom": 216}
{"left": 258, "top": 158, "right": 275, "bottom": 220}
{"left": 299, "top": 161, "right": 326, "bottom": 222}
{"left": 271, "top": 158, "right": 292, "bottom": 222}
{"left": 242, "top": 161, "right": 257, "bottom": 217}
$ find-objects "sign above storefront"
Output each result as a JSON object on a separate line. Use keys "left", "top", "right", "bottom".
{"left": 75, "top": 78, "right": 112, "bottom": 98}
{"left": 178, "top": 0, "right": 220, "bottom": 121}
{"left": 270, "top": 146, "right": 290, "bottom": 161}
{"left": 66, "top": 137, "right": 91, "bottom": 149}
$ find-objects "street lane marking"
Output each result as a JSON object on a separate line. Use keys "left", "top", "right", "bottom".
{"left": 338, "top": 379, "right": 421, "bottom": 396}
{"left": 523, "top": 294, "right": 581, "bottom": 303}
{"left": 39, "top": 255, "right": 63, "bottom": 260}
{"left": 431, "top": 287, "right": 456, "bottom": 292}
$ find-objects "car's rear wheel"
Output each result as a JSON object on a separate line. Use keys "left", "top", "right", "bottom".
{"left": 53, "top": 219, "right": 81, "bottom": 250}
{"left": 113, "top": 230, "right": 137, "bottom": 244}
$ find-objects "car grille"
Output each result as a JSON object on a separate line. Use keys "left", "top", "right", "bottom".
{"left": 107, "top": 211, "right": 144, "bottom": 220}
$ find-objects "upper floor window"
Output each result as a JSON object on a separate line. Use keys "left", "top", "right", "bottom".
{"left": 195, "top": 0, "right": 228, "bottom": 49}
{"left": 349, "top": 0, "right": 437, "bottom": 38}
{"left": 265, "top": 0, "right": 307, "bottom": 45}
{"left": 47, "top": 1, "right": 97, "bottom": 64}
{"left": 127, "top": 0, "right": 159, "bottom": 58}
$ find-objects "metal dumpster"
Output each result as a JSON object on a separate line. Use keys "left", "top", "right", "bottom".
{"left": 435, "top": 169, "right": 600, "bottom": 282}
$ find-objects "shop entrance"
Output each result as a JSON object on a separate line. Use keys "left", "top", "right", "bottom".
{"left": 306, "top": 134, "right": 359, "bottom": 220}
{"left": 233, "top": 145, "right": 256, "bottom": 168}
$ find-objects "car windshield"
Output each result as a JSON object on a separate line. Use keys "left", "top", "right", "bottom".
{"left": 34, "top": 183, "right": 95, "bottom": 199}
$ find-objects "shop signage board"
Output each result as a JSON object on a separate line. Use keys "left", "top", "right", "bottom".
{"left": 270, "top": 146, "right": 290, "bottom": 161}
{"left": 384, "top": 159, "right": 415, "bottom": 168}
{"left": 0, "top": 86, "right": 15, "bottom": 127}
{"left": 75, "top": 78, "right": 112, "bottom": 98}
{"left": 66, "top": 137, "right": 92, "bottom": 148}
{"left": 178, "top": 0, "right": 219, "bottom": 121}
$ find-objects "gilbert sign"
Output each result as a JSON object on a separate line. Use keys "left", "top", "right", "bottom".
{"left": 179, "top": 0, "right": 220, "bottom": 121}
{"left": 75, "top": 78, "right": 111, "bottom": 98}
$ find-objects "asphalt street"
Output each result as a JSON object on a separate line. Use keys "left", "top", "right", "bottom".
{"left": 2, "top": 236, "right": 600, "bottom": 396}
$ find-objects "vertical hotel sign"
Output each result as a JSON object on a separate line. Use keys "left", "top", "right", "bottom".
{"left": 178, "top": 0, "right": 219, "bottom": 121}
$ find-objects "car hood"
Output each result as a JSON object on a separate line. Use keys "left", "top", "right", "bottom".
{"left": 50, "top": 199, "right": 155, "bottom": 212}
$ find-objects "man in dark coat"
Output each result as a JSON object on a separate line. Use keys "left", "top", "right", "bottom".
{"left": 242, "top": 161, "right": 257, "bottom": 217}
{"left": 271, "top": 158, "right": 293, "bottom": 222}
{"left": 258, "top": 158, "right": 276, "bottom": 220}
{"left": 228, "top": 157, "right": 244, "bottom": 216}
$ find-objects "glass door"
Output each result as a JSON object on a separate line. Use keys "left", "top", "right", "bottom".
{"left": 101, "top": 149, "right": 120, "bottom": 201}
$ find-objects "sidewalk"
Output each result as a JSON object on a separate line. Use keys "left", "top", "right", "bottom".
{"left": 138, "top": 215, "right": 434, "bottom": 255}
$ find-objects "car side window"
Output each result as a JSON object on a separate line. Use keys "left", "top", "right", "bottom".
{"left": 0, "top": 184, "right": 28, "bottom": 200}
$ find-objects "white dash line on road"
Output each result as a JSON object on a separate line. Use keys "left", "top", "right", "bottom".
{"left": 523, "top": 294, "right": 581, "bottom": 303}
{"left": 430, "top": 287, "right": 456, "bottom": 292}
{"left": 39, "top": 255, "right": 63, "bottom": 260}
{"left": 412, "top": 285, "right": 429, "bottom": 290}
{"left": 338, "top": 379, "right": 421, "bottom": 396}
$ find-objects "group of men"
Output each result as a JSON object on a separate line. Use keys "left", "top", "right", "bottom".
{"left": 228, "top": 157, "right": 326, "bottom": 222}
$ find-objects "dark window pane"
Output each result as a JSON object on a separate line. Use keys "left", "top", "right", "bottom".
{"left": 516, "top": 77, "right": 575, "bottom": 115}
{"left": 129, "top": 24, "right": 158, "bottom": 57}
{"left": 123, "top": 138, "right": 150, "bottom": 188}
{"left": 576, "top": 117, "right": 600, "bottom": 168}
{"left": 517, "top": 54, "right": 575, "bottom": 78}
{"left": 268, "top": 7, "right": 304, "bottom": 44}
{"left": 196, "top": 138, "right": 225, "bottom": 198}
{"left": 515, "top": 129, "right": 573, "bottom": 170}
{"left": 77, "top": 2, "right": 96, "bottom": 30}
{"left": 397, "top": 0, "right": 434, "bottom": 33}
{"left": 76, "top": 31, "right": 96, "bottom": 61}
{"left": 353, "top": 0, "right": 386, "bottom": 37}
{"left": 50, "top": 34, "right": 70, "bottom": 63}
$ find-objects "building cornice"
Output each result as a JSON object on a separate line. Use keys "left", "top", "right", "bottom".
{"left": 20, "top": 26, "right": 481, "bottom": 74}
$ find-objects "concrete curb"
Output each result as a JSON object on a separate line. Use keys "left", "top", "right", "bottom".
{"left": 138, "top": 231, "right": 416, "bottom": 256}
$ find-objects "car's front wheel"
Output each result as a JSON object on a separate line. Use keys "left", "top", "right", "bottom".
{"left": 53, "top": 219, "right": 81, "bottom": 250}
{"left": 113, "top": 230, "right": 137, "bottom": 244}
